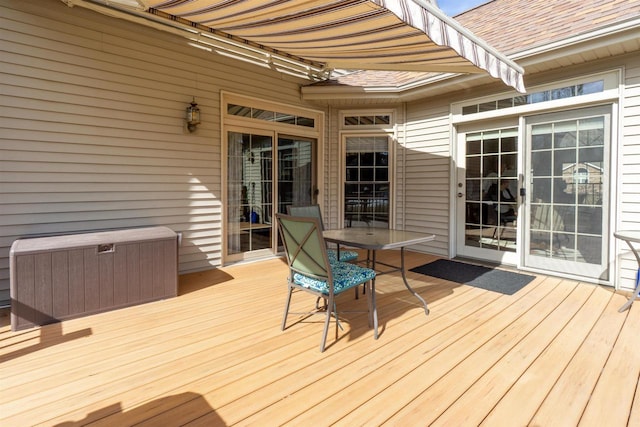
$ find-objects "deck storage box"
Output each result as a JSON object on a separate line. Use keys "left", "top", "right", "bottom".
{"left": 10, "top": 226, "right": 178, "bottom": 331}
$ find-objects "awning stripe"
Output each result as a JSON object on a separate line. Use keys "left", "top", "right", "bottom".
{"left": 139, "top": 0, "right": 525, "bottom": 92}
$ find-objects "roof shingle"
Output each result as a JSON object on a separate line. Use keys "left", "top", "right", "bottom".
{"left": 327, "top": 0, "right": 639, "bottom": 88}
{"left": 454, "top": 0, "right": 639, "bottom": 54}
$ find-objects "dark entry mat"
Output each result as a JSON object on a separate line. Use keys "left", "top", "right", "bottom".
{"left": 410, "top": 259, "right": 536, "bottom": 295}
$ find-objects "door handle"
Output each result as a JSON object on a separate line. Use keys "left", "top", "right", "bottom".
{"left": 457, "top": 192, "right": 464, "bottom": 198}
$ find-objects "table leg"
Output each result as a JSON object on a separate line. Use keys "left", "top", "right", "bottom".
{"left": 371, "top": 277, "right": 378, "bottom": 339}
{"left": 400, "top": 247, "right": 430, "bottom": 316}
{"left": 618, "top": 239, "right": 640, "bottom": 312}
{"left": 371, "top": 250, "right": 378, "bottom": 338}
{"left": 618, "top": 268, "right": 640, "bottom": 313}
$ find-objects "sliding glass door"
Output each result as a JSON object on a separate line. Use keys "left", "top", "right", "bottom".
{"left": 226, "top": 130, "right": 316, "bottom": 262}
{"left": 227, "top": 131, "right": 274, "bottom": 260}
{"left": 524, "top": 106, "right": 610, "bottom": 279}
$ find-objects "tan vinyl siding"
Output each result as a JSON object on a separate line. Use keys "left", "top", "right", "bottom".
{"left": 322, "top": 107, "right": 342, "bottom": 230}
{"left": 0, "top": 0, "right": 311, "bottom": 300}
{"left": 402, "top": 102, "right": 451, "bottom": 256}
{"left": 393, "top": 106, "right": 406, "bottom": 229}
{"left": 618, "top": 55, "right": 640, "bottom": 289}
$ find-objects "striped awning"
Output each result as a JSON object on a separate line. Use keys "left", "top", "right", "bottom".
{"left": 95, "top": 0, "right": 526, "bottom": 92}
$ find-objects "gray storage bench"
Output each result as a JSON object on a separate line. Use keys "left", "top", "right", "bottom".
{"left": 10, "top": 226, "right": 178, "bottom": 331}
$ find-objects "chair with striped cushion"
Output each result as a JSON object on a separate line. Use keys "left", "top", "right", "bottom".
{"left": 276, "top": 213, "right": 377, "bottom": 352}
{"left": 287, "top": 204, "right": 358, "bottom": 263}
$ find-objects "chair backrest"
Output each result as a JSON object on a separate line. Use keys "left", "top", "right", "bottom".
{"left": 287, "top": 204, "right": 325, "bottom": 230}
{"left": 276, "top": 213, "right": 331, "bottom": 281}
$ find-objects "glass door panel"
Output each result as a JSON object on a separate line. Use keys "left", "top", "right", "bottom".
{"left": 524, "top": 107, "right": 609, "bottom": 279}
{"left": 227, "top": 131, "right": 273, "bottom": 260}
{"left": 457, "top": 127, "right": 519, "bottom": 264}
{"left": 277, "top": 135, "right": 315, "bottom": 215}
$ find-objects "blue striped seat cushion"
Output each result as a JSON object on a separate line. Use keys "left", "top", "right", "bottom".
{"left": 293, "top": 261, "right": 375, "bottom": 294}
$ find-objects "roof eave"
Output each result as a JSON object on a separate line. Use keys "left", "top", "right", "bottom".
{"left": 303, "top": 17, "right": 640, "bottom": 103}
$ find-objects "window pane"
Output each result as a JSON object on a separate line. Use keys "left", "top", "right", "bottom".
{"left": 532, "top": 178, "right": 552, "bottom": 203}
{"left": 296, "top": 116, "right": 315, "bottom": 127}
{"left": 578, "top": 117, "right": 604, "bottom": 146}
{"left": 578, "top": 206, "right": 602, "bottom": 234}
{"left": 375, "top": 168, "right": 388, "bottom": 181}
{"left": 361, "top": 168, "right": 374, "bottom": 181}
{"left": 467, "top": 156, "right": 481, "bottom": 179}
{"left": 344, "top": 116, "right": 359, "bottom": 126}
{"left": 497, "top": 98, "right": 513, "bottom": 109}
{"left": 578, "top": 80, "right": 604, "bottom": 95}
{"left": 552, "top": 86, "right": 575, "bottom": 100}
{"left": 375, "top": 115, "right": 390, "bottom": 125}
{"left": 501, "top": 136, "right": 517, "bottom": 153}
{"left": 275, "top": 112, "right": 295, "bottom": 124}
{"left": 530, "top": 91, "right": 550, "bottom": 103}
{"left": 483, "top": 134, "right": 500, "bottom": 154}
{"left": 479, "top": 101, "right": 497, "bottom": 112}
{"left": 463, "top": 105, "right": 478, "bottom": 115}
{"left": 466, "top": 133, "right": 482, "bottom": 155}
{"left": 360, "top": 152, "right": 374, "bottom": 166}
{"left": 554, "top": 121, "right": 577, "bottom": 148}
{"left": 532, "top": 124, "right": 553, "bottom": 150}
{"left": 252, "top": 108, "right": 274, "bottom": 121}
{"left": 228, "top": 104, "right": 251, "bottom": 117}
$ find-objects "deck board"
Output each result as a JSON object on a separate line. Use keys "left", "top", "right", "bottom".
{"left": 0, "top": 251, "right": 638, "bottom": 426}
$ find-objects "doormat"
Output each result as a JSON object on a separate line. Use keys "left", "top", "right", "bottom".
{"left": 410, "top": 259, "right": 536, "bottom": 295}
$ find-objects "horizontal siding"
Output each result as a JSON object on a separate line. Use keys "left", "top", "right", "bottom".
{"left": 0, "top": 0, "right": 313, "bottom": 300}
{"left": 618, "top": 54, "right": 640, "bottom": 289}
{"left": 322, "top": 107, "right": 341, "bottom": 230}
{"left": 401, "top": 103, "right": 452, "bottom": 256}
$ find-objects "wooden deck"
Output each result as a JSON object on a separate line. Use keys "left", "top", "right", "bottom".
{"left": 1, "top": 251, "right": 640, "bottom": 426}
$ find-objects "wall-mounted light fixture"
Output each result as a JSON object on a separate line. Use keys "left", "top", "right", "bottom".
{"left": 185, "top": 97, "right": 201, "bottom": 132}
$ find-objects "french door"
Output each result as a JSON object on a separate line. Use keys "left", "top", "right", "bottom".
{"left": 456, "top": 106, "right": 611, "bottom": 281}
{"left": 226, "top": 130, "right": 316, "bottom": 262}
{"left": 456, "top": 124, "right": 520, "bottom": 264}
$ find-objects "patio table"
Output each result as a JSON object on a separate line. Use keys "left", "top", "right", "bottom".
{"left": 323, "top": 228, "right": 435, "bottom": 338}
{"left": 615, "top": 231, "right": 640, "bottom": 312}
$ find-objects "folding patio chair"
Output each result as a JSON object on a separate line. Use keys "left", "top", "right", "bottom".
{"left": 276, "top": 213, "right": 377, "bottom": 352}
{"left": 287, "top": 204, "right": 358, "bottom": 263}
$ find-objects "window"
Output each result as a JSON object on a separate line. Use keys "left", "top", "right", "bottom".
{"left": 344, "top": 114, "right": 391, "bottom": 126}
{"left": 227, "top": 104, "right": 315, "bottom": 128}
{"left": 461, "top": 79, "right": 605, "bottom": 115}
{"left": 344, "top": 136, "right": 390, "bottom": 228}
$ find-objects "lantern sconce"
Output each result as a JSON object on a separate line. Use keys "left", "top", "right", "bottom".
{"left": 185, "top": 97, "right": 201, "bottom": 133}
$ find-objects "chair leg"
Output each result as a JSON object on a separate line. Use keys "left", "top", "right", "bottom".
{"left": 281, "top": 286, "right": 294, "bottom": 331}
{"left": 370, "top": 279, "right": 378, "bottom": 339}
{"left": 320, "top": 295, "right": 334, "bottom": 352}
{"left": 366, "top": 280, "right": 373, "bottom": 328}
